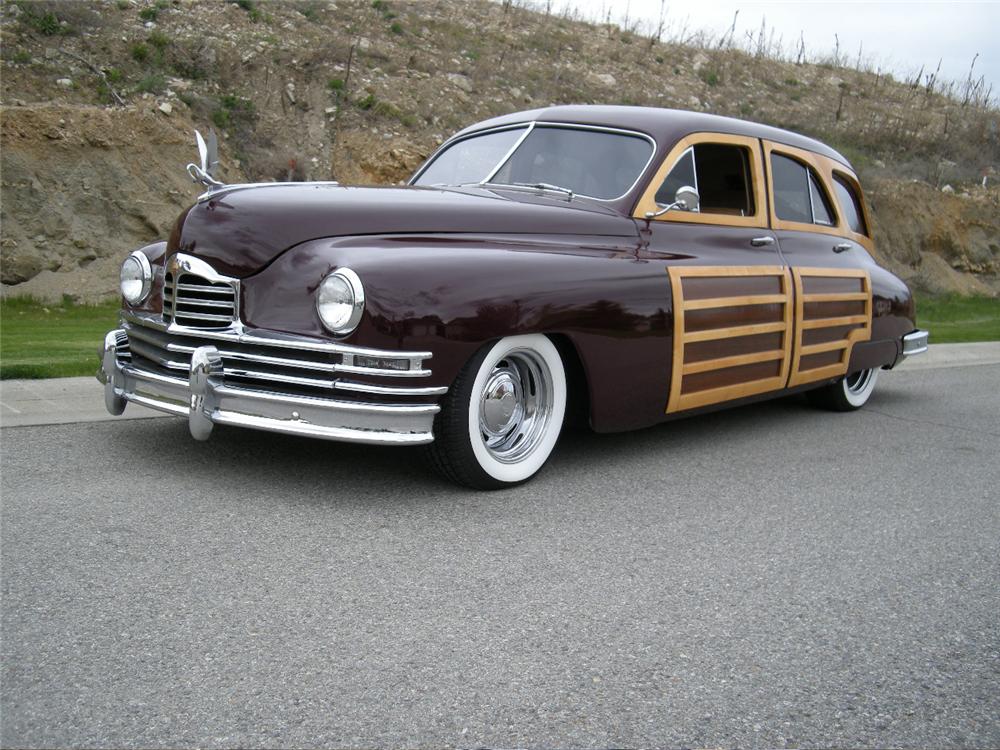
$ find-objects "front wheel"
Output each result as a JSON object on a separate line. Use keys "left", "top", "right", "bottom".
{"left": 806, "top": 367, "right": 879, "bottom": 412}
{"left": 426, "top": 334, "right": 567, "bottom": 490}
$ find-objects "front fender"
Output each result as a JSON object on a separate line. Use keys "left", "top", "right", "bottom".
{"left": 242, "top": 234, "right": 674, "bottom": 432}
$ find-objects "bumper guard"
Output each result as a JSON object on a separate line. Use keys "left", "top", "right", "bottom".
{"left": 900, "top": 329, "right": 930, "bottom": 360}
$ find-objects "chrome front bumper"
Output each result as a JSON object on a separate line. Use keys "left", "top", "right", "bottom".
{"left": 97, "top": 326, "right": 442, "bottom": 445}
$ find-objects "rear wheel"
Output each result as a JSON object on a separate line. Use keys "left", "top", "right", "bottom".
{"left": 426, "top": 334, "right": 567, "bottom": 490}
{"left": 806, "top": 367, "right": 879, "bottom": 412}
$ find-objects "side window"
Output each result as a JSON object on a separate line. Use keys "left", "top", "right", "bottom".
{"left": 771, "top": 154, "right": 811, "bottom": 222}
{"left": 808, "top": 172, "right": 835, "bottom": 226}
{"left": 833, "top": 174, "right": 869, "bottom": 235}
{"left": 771, "top": 153, "right": 836, "bottom": 226}
{"left": 656, "top": 148, "right": 695, "bottom": 205}
{"left": 656, "top": 143, "right": 756, "bottom": 216}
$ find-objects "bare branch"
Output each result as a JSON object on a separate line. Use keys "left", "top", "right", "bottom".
{"left": 56, "top": 48, "right": 126, "bottom": 106}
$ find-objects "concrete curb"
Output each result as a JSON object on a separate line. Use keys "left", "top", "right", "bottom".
{"left": 1, "top": 376, "right": 168, "bottom": 428}
{"left": 894, "top": 341, "right": 1000, "bottom": 371}
{"left": 1, "top": 342, "right": 998, "bottom": 429}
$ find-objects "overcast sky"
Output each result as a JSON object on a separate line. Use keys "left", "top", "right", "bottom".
{"left": 560, "top": 1, "right": 999, "bottom": 98}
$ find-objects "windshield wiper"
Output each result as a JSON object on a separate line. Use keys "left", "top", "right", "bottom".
{"left": 510, "top": 181, "right": 574, "bottom": 198}
{"left": 454, "top": 181, "right": 576, "bottom": 200}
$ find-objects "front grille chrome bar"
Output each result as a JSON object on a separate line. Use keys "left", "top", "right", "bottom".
{"left": 124, "top": 310, "right": 432, "bottom": 361}
{"left": 121, "top": 311, "right": 443, "bottom": 397}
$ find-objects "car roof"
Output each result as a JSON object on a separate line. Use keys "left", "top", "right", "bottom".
{"left": 452, "top": 105, "right": 852, "bottom": 168}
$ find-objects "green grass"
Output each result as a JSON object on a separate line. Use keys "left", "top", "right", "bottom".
{"left": 1, "top": 297, "right": 120, "bottom": 379}
{"left": 0, "top": 293, "right": 994, "bottom": 380}
{"left": 916, "top": 294, "right": 1000, "bottom": 343}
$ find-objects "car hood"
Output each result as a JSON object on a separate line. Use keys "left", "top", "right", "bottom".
{"left": 169, "top": 183, "right": 637, "bottom": 278}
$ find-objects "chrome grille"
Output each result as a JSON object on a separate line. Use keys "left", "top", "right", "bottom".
{"left": 121, "top": 313, "right": 445, "bottom": 401}
{"left": 163, "top": 272, "right": 236, "bottom": 328}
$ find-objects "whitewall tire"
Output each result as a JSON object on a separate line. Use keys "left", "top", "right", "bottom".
{"left": 806, "top": 367, "right": 879, "bottom": 412}
{"left": 427, "top": 335, "right": 567, "bottom": 489}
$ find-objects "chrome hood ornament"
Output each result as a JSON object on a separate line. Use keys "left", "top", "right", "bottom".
{"left": 186, "top": 129, "right": 224, "bottom": 192}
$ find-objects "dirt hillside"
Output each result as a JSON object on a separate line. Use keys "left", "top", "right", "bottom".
{"left": 1, "top": 0, "right": 998, "bottom": 301}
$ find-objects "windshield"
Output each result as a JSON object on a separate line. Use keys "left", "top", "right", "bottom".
{"left": 413, "top": 125, "right": 654, "bottom": 200}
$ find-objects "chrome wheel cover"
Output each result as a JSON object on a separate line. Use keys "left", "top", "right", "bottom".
{"left": 478, "top": 349, "right": 553, "bottom": 464}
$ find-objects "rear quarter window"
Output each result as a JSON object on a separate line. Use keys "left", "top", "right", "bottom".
{"left": 833, "top": 175, "right": 869, "bottom": 236}
{"left": 771, "top": 152, "right": 838, "bottom": 227}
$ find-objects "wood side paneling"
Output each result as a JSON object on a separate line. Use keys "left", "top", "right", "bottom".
{"left": 667, "top": 266, "right": 793, "bottom": 413}
{"left": 788, "top": 267, "right": 872, "bottom": 387}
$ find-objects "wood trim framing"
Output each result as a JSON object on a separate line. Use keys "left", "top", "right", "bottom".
{"left": 666, "top": 265, "right": 793, "bottom": 413}
{"left": 762, "top": 140, "right": 876, "bottom": 253}
{"left": 787, "top": 267, "right": 873, "bottom": 387}
{"left": 634, "top": 133, "right": 768, "bottom": 229}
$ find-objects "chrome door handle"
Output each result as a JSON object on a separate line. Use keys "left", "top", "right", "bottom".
{"left": 833, "top": 242, "right": 852, "bottom": 253}
{"left": 750, "top": 236, "right": 775, "bottom": 247}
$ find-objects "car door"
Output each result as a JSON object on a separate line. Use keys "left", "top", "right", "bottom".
{"left": 762, "top": 141, "right": 876, "bottom": 387}
{"left": 633, "top": 133, "right": 795, "bottom": 415}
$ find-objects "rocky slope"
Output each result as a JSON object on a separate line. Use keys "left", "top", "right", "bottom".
{"left": 1, "top": 0, "right": 997, "bottom": 300}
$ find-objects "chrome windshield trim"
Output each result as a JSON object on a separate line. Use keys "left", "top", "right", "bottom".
{"left": 410, "top": 122, "right": 530, "bottom": 185}
{"left": 122, "top": 310, "right": 433, "bottom": 361}
{"left": 410, "top": 120, "right": 658, "bottom": 203}
{"left": 483, "top": 122, "right": 535, "bottom": 183}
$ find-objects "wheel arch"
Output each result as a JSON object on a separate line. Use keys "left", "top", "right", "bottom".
{"left": 546, "top": 332, "right": 592, "bottom": 431}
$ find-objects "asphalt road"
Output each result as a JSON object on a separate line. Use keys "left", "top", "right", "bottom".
{"left": 2, "top": 364, "right": 998, "bottom": 748}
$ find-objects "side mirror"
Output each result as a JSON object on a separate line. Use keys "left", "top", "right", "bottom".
{"left": 644, "top": 185, "right": 700, "bottom": 219}
{"left": 674, "top": 185, "right": 699, "bottom": 212}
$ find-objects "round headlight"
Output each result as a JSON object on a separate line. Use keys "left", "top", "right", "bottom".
{"left": 120, "top": 251, "right": 152, "bottom": 305}
{"left": 316, "top": 268, "right": 365, "bottom": 335}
